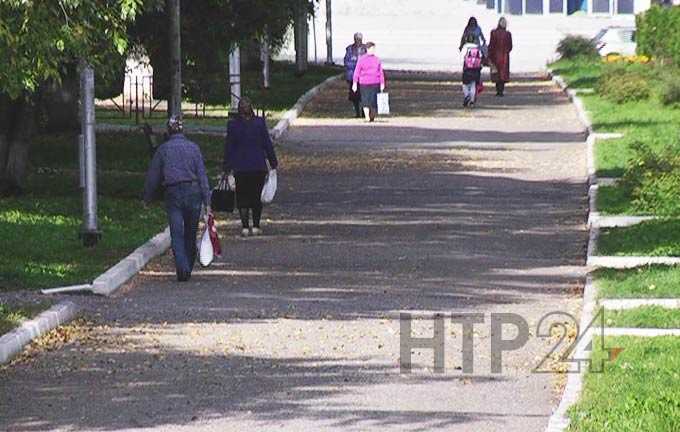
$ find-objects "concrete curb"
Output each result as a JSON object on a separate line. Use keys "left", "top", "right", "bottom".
{"left": 601, "top": 298, "right": 680, "bottom": 310}
{"left": 269, "top": 73, "right": 343, "bottom": 141}
{"left": 0, "top": 301, "right": 79, "bottom": 365}
{"left": 588, "top": 255, "right": 680, "bottom": 269}
{"left": 603, "top": 327, "right": 680, "bottom": 337}
{"left": 597, "top": 177, "right": 620, "bottom": 186}
{"left": 589, "top": 214, "right": 656, "bottom": 229}
{"left": 544, "top": 72, "right": 598, "bottom": 432}
{"left": 91, "top": 227, "right": 171, "bottom": 296}
{"left": 544, "top": 276, "right": 598, "bottom": 432}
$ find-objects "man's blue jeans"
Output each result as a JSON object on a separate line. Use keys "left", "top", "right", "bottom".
{"left": 165, "top": 183, "right": 203, "bottom": 279}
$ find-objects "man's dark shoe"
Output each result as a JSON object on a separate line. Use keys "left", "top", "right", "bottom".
{"left": 177, "top": 271, "right": 190, "bottom": 282}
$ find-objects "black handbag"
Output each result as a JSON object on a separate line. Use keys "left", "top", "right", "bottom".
{"left": 210, "top": 175, "right": 235, "bottom": 213}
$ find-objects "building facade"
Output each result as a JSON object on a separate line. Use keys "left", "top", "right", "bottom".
{"left": 485, "top": 0, "right": 652, "bottom": 15}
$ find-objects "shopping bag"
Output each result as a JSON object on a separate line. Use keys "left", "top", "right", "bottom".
{"left": 210, "top": 175, "right": 235, "bottom": 213}
{"left": 261, "top": 169, "right": 277, "bottom": 204}
{"left": 198, "top": 218, "right": 214, "bottom": 267}
{"left": 377, "top": 92, "right": 390, "bottom": 115}
{"left": 207, "top": 213, "right": 221, "bottom": 258}
{"left": 490, "top": 64, "right": 500, "bottom": 83}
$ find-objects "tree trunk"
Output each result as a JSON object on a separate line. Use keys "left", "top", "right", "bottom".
{"left": 294, "top": 0, "right": 309, "bottom": 76}
{"left": 167, "top": 0, "right": 182, "bottom": 119}
{"left": 0, "top": 97, "right": 35, "bottom": 196}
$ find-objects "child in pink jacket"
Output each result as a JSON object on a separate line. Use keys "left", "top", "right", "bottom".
{"left": 352, "top": 42, "right": 386, "bottom": 122}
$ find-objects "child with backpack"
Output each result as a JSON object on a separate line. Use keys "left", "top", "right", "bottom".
{"left": 461, "top": 35, "right": 482, "bottom": 108}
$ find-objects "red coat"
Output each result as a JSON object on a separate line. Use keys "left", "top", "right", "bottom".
{"left": 488, "top": 28, "right": 512, "bottom": 83}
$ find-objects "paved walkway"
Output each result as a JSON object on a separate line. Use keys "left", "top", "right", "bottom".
{"left": 0, "top": 75, "right": 588, "bottom": 432}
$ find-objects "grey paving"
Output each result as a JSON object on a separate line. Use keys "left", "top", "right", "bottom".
{"left": 0, "top": 75, "right": 587, "bottom": 432}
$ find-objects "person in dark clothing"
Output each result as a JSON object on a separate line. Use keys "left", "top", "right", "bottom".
{"left": 488, "top": 17, "right": 513, "bottom": 97}
{"left": 223, "top": 98, "right": 278, "bottom": 237}
{"left": 144, "top": 116, "right": 211, "bottom": 282}
{"left": 344, "top": 32, "right": 367, "bottom": 118}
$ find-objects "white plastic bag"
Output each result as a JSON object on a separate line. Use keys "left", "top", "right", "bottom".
{"left": 198, "top": 222, "right": 214, "bottom": 267}
{"left": 261, "top": 169, "right": 277, "bottom": 204}
{"left": 377, "top": 92, "right": 390, "bottom": 115}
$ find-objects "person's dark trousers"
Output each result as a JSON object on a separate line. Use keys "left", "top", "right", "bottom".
{"left": 165, "top": 182, "right": 203, "bottom": 281}
{"left": 496, "top": 82, "right": 506, "bottom": 96}
{"left": 348, "top": 81, "right": 361, "bottom": 117}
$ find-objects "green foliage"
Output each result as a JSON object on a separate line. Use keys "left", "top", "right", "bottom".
{"left": 605, "top": 306, "right": 680, "bottom": 329}
{"left": 637, "top": 5, "right": 680, "bottom": 67}
{"left": 622, "top": 137, "right": 680, "bottom": 216}
{"left": 569, "top": 336, "right": 680, "bottom": 431}
{"left": 597, "top": 63, "right": 652, "bottom": 103}
{"left": 556, "top": 35, "right": 599, "bottom": 60}
{"left": 0, "top": 0, "right": 144, "bottom": 99}
{"left": 595, "top": 265, "right": 680, "bottom": 299}
{"left": 130, "top": 0, "right": 311, "bottom": 104}
{"left": 658, "top": 69, "right": 680, "bottom": 107}
{"left": 0, "top": 302, "right": 49, "bottom": 335}
{"left": 598, "top": 219, "right": 680, "bottom": 257}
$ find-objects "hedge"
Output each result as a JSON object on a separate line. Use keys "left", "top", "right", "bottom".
{"left": 637, "top": 5, "right": 680, "bottom": 66}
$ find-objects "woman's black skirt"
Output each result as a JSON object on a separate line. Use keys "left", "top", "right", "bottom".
{"left": 235, "top": 171, "right": 267, "bottom": 209}
{"left": 360, "top": 84, "right": 380, "bottom": 110}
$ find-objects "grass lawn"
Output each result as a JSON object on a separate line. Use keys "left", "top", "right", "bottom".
{"left": 596, "top": 185, "right": 641, "bottom": 216}
{"left": 0, "top": 302, "right": 50, "bottom": 335}
{"left": 597, "top": 219, "right": 680, "bottom": 257}
{"left": 97, "top": 62, "right": 340, "bottom": 129}
{"left": 549, "top": 57, "right": 603, "bottom": 89}
{"left": 605, "top": 306, "right": 680, "bottom": 329}
{"left": 0, "top": 132, "right": 224, "bottom": 291}
{"left": 595, "top": 265, "right": 680, "bottom": 299}
{"left": 568, "top": 336, "right": 680, "bottom": 432}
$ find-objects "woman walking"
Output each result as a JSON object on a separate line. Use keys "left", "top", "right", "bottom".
{"left": 459, "top": 17, "right": 487, "bottom": 52}
{"left": 352, "top": 42, "right": 385, "bottom": 122}
{"left": 488, "top": 17, "right": 513, "bottom": 97}
{"left": 223, "top": 98, "right": 278, "bottom": 237}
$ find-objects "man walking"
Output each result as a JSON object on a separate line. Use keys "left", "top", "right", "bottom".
{"left": 344, "top": 32, "right": 367, "bottom": 118}
{"left": 144, "top": 117, "right": 211, "bottom": 282}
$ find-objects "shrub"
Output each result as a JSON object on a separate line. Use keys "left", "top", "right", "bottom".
{"left": 659, "top": 72, "right": 680, "bottom": 107}
{"left": 556, "top": 35, "right": 599, "bottom": 60}
{"left": 598, "top": 64, "right": 652, "bottom": 103}
{"left": 624, "top": 138, "right": 680, "bottom": 216}
{"left": 637, "top": 6, "right": 680, "bottom": 67}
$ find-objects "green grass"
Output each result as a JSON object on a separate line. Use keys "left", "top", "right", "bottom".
{"left": 597, "top": 219, "right": 680, "bottom": 257}
{"left": 0, "top": 302, "right": 50, "bottom": 335}
{"left": 97, "top": 62, "right": 340, "bottom": 129}
{"left": 549, "top": 57, "right": 603, "bottom": 89}
{"left": 568, "top": 336, "right": 680, "bottom": 431}
{"left": 595, "top": 265, "right": 680, "bottom": 299}
{"left": 605, "top": 306, "right": 680, "bottom": 329}
{"left": 596, "top": 184, "right": 641, "bottom": 216}
{"left": 0, "top": 132, "right": 224, "bottom": 291}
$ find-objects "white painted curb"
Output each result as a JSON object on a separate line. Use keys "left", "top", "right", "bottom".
{"left": 601, "top": 298, "right": 680, "bottom": 310}
{"left": 603, "top": 328, "right": 680, "bottom": 337}
{"left": 91, "top": 227, "right": 171, "bottom": 296}
{"left": 545, "top": 71, "right": 598, "bottom": 432}
{"left": 269, "top": 73, "right": 342, "bottom": 141}
{"left": 0, "top": 301, "right": 79, "bottom": 365}
{"left": 588, "top": 255, "right": 680, "bottom": 269}
{"left": 589, "top": 214, "right": 656, "bottom": 229}
{"left": 545, "top": 276, "right": 598, "bottom": 432}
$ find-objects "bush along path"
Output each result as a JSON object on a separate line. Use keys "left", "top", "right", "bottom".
{"left": 549, "top": 33, "right": 680, "bottom": 431}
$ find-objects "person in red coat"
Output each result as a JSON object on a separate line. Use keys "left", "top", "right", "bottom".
{"left": 488, "top": 17, "right": 513, "bottom": 97}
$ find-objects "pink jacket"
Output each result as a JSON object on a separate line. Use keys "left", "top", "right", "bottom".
{"left": 352, "top": 54, "right": 385, "bottom": 86}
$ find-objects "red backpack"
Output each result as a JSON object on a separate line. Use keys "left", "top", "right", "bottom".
{"left": 464, "top": 47, "right": 482, "bottom": 69}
